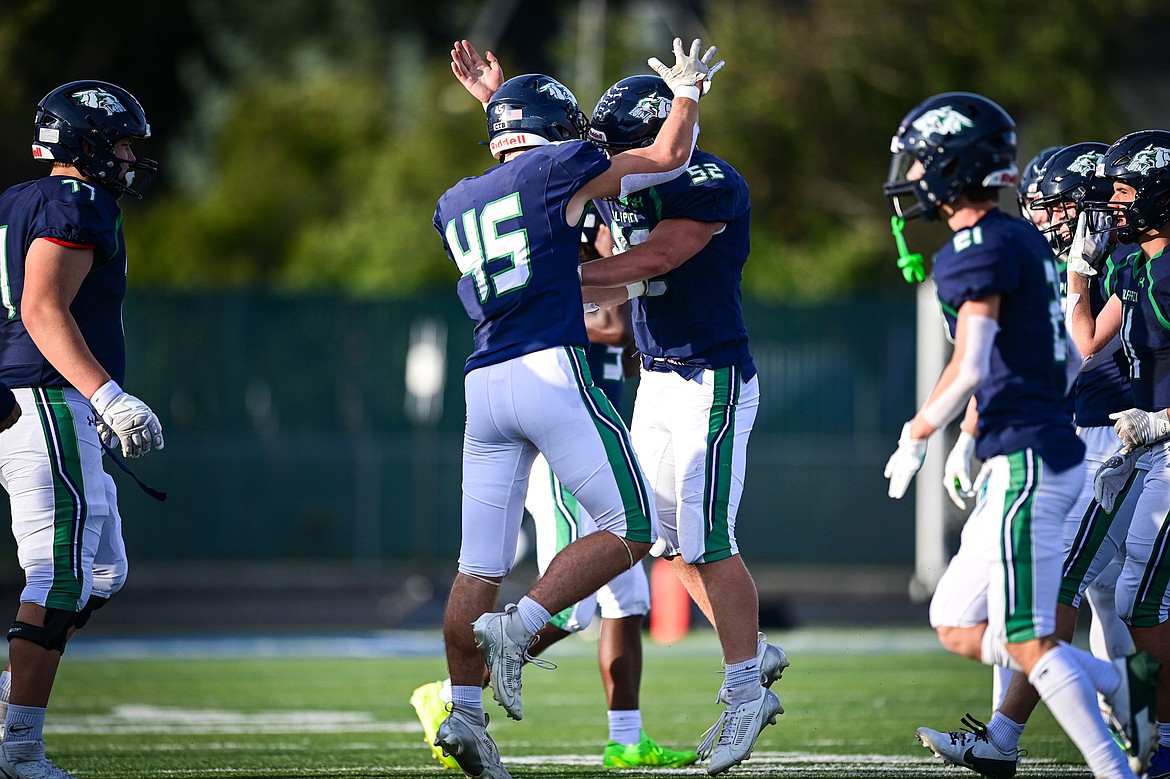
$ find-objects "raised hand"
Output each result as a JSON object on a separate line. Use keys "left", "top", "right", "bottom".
{"left": 451, "top": 39, "right": 505, "bottom": 104}
{"left": 648, "top": 38, "right": 721, "bottom": 100}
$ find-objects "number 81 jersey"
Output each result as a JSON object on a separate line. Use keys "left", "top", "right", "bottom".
{"left": 434, "top": 141, "right": 610, "bottom": 374}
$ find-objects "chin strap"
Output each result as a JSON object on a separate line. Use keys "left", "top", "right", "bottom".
{"left": 891, "top": 216, "right": 925, "bottom": 284}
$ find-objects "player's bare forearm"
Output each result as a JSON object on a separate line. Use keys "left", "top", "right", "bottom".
{"left": 582, "top": 285, "right": 632, "bottom": 309}
{"left": 581, "top": 218, "right": 719, "bottom": 286}
{"left": 1066, "top": 272, "right": 1120, "bottom": 357}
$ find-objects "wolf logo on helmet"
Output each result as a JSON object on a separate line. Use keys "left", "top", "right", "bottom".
{"left": 1066, "top": 152, "right": 1101, "bottom": 177}
{"left": 1126, "top": 145, "right": 1170, "bottom": 175}
{"left": 911, "top": 106, "right": 974, "bottom": 137}
{"left": 71, "top": 88, "right": 127, "bottom": 116}
{"left": 630, "top": 95, "right": 671, "bottom": 123}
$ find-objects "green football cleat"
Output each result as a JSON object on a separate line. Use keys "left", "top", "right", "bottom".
{"left": 603, "top": 731, "right": 699, "bottom": 768}
{"left": 410, "top": 680, "right": 460, "bottom": 770}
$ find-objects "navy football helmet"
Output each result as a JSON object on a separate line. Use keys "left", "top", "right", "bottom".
{"left": 32, "top": 80, "right": 157, "bottom": 199}
{"left": 1030, "top": 142, "right": 1110, "bottom": 253}
{"left": 486, "top": 74, "right": 587, "bottom": 161}
{"left": 1017, "top": 145, "right": 1062, "bottom": 218}
{"left": 588, "top": 75, "right": 673, "bottom": 153}
{"left": 1089, "top": 130, "right": 1170, "bottom": 242}
{"left": 884, "top": 92, "right": 1018, "bottom": 221}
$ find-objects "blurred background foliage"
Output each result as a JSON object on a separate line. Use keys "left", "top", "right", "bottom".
{"left": 2, "top": 0, "right": 1169, "bottom": 301}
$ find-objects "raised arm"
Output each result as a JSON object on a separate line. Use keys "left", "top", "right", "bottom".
{"left": 568, "top": 38, "right": 721, "bottom": 223}
{"left": 1066, "top": 271, "right": 1122, "bottom": 357}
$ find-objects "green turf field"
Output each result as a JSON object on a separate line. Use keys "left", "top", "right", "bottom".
{"left": 41, "top": 627, "right": 1090, "bottom": 778}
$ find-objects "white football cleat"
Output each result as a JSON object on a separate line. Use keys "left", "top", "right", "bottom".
{"left": 916, "top": 715, "right": 1020, "bottom": 779}
{"left": 0, "top": 740, "right": 77, "bottom": 779}
{"left": 434, "top": 708, "right": 512, "bottom": 779}
{"left": 698, "top": 688, "right": 782, "bottom": 776}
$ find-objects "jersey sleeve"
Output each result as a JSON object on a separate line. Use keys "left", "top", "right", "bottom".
{"left": 33, "top": 181, "right": 119, "bottom": 265}
{"left": 934, "top": 226, "right": 1019, "bottom": 309}
{"left": 549, "top": 140, "right": 611, "bottom": 184}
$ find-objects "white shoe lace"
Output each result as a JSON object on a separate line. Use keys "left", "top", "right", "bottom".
{"left": 696, "top": 711, "right": 726, "bottom": 760}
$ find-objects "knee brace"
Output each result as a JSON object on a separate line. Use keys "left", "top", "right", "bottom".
{"left": 71, "top": 595, "right": 109, "bottom": 631}
{"left": 7, "top": 608, "right": 74, "bottom": 654}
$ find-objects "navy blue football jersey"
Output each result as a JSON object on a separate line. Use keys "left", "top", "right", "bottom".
{"left": 1117, "top": 246, "right": 1170, "bottom": 412}
{"left": 435, "top": 141, "right": 610, "bottom": 373}
{"left": 0, "top": 175, "right": 127, "bottom": 388}
{"left": 932, "top": 209, "right": 1083, "bottom": 471}
{"left": 594, "top": 149, "right": 755, "bottom": 379}
{"left": 1071, "top": 243, "right": 1134, "bottom": 427}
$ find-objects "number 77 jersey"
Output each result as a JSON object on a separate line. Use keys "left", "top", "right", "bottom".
{"left": 434, "top": 141, "right": 610, "bottom": 374}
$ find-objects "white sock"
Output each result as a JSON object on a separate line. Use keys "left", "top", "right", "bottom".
{"left": 608, "top": 710, "right": 642, "bottom": 745}
{"left": 4, "top": 704, "right": 45, "bottom": 744}
{"left": 1159, "top": 721, "right": 1170, "bottom": 748}
{"left": 515, "top": 597, "right": 550, "bottom": 637}
{"left": 0, "top": 670, "right": 10, "bottom": 702}
{"left": 1060, "top": 640, "right": 1122, "bottom": 696}
{"left": 987, "top": 712, "right": 1024, "bottom": 752}
{"left": 450, "top": 685, "right": 484, "bottom": 714}
{"left": 725, "top": 657, "right": 763, "bottom": 707}
{"left": 439, "top": 678, "right": 452, "bottom": 705}
{"left": 1028, "top": 645, "right": 1131, "bottom": 778}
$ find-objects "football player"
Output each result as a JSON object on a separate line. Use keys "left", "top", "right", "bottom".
{"left": 1016, "top": 145, "right": 1062, "bottom": 225}
{"left": 881, "top": 92, "right": 1142, "bottom": 779}
{"left": 1065, "top": 129, "right": 1170, "bottom": 779}
{"left": 0, "top": 80, "right": 165, "bottom": 779}
{"left": 411, "top": 210, "right": 697, "bottom": 769}
{"left": 924, "top": 142, "right": 1159, "bottom": 776}
{"left": 578, "top": 74, "right": 785, "bottom": 776}
{"left": 430, "top": 38, "right": 720, "bottom": 779}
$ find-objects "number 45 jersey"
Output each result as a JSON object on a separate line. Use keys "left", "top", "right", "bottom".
{"left": 434, "top": 141, "right": 610, "bottom": 374}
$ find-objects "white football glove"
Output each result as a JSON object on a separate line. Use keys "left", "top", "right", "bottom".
{"left": 648, "top": 38, "right": 720, "bottom": 101}
{"left": 943, "top": 431, "right": 977, "bottom": 509}
{"left": 1110, "top": 407, "right": 1170, "bottom": 450}
{"left": 95, "top": 418, "right": 120, "bottom": 451}
{"left": 1094, "top": 446, "right": 1142, "bottom": 513}
{"left": 1067, "top": 210, "right": 1110, "bottom": 278}
{"left": 884, "top": 422, "right": 928, "bottom": 500}
{"left": 90, "top": 380, "right": 164, "bottom": 458}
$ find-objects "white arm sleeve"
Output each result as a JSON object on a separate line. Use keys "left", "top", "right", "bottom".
{"left": 920, "top": 314, "right": 998, "bottom": 429}
{"left": 618, "top": 124, "right": 699, "bottom": 199}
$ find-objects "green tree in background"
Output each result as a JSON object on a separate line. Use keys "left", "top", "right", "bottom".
{"left": 3, "top": 0, "right": 1169, "bottom": 300}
